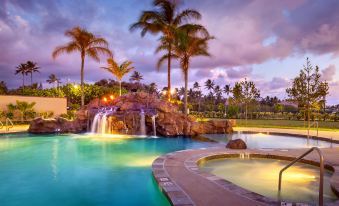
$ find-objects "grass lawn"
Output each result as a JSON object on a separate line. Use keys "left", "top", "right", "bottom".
{"left": 213, "top": 119, "right": 339, "bottom": 131}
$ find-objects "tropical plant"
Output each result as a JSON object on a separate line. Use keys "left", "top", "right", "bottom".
{"left": 25, "top": 61, "right": 40, "bottom": 85}
{"left": 101, "top": 58, "right": 134, "bottom": 96}
{"left": 15, "top": 100, "right": 36, "bottom": 121}
{"left": 46, "top": 74, "right": 61, "bottom": 88}
{"left": 130, "top": 0, "right": 202, "bottom": 100}
{"left": 170, "top": 27, "right": 213, "bottom": 115}
{"left": 15, "top": 63, "right": 28, "bottom": 90}
{"left": 52, "top": 26, "right": 112, "bottom": 106}
{"left": 129, "top": 71, "right": 143, "bottom": 83}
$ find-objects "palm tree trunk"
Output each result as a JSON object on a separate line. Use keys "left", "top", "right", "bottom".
{"left": 80, "top": 53, "right": 85, "bottom": 106}
{"left": 31, "top": 72, "right": 33, "bottom": 85}
{"left": 119, "top": 80, "right": 122, "bottom": 96}
{"left": 22, "top": 73, "right": 25, "bottom": 93}
{"left": 184, "top": 68, "right": 188, "bottom": 116}
{"left": 167, "top": 44, "right": 172, "bottom": 100}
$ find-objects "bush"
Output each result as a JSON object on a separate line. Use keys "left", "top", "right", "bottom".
{"left": 60, "top": 110, "right": 76, "bottom": 120}
{"left": 39, "top": 111, "right": 54, "bottom": 119}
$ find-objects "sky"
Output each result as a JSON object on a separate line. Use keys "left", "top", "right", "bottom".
{"left": 1, "top": 0, "right": 339, "bottom": 104}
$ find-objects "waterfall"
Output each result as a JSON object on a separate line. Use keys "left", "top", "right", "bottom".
{"left": 140, "top": 109, "right": 146, "bottom": 136}
{"left": 90, "top": 107, "right": 116, "bottom": 134}
{"left": 91, "top": 113, "right": 101, "bottom": 133}
{"left": 101, "top": 113, "right": 107, "bottom": 134}
{"left": 151, "top": 115, "right": 157, "bottom": 136}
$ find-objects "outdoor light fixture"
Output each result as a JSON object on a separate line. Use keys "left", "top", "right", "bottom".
{"left": 110, "top": 95, "right": 114, "bottom": 100}
{"left": 73, "top": 84, "right": 79, "bottom": 89}
{"left": 103, "top": 97, "right": 107, "bottom": 102}
{"left": 162, "top": 90, "right": 167, "bottom": 95}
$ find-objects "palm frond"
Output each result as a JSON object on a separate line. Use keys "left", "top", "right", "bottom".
{"left": 174, "top": 9, "right": 201, "bottom": 25}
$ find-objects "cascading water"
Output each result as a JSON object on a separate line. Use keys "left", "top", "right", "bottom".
{"left": 91, "top": 107, "right": 116, "bottom": 134}
{"left": 140, "top": 109, "right": 146, "bottom": 136}
{"left": 151, "top": 115, "right": 157, "bottom": 136}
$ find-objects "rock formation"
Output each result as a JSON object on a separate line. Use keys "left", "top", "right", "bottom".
{"left": 29, "top": 92, "right": 233, "bottom": 136}
{"left": 226, "top": 139, "right": 247, "bottom": 149}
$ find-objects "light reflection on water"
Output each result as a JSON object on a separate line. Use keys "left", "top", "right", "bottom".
{"left": 0, "top": 133, "right": 216, "bottom": 206}
{"left": 200, "top": 158, "right": 338, "bottom": 204}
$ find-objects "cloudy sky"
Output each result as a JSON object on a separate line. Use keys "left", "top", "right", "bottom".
{"left": 1, "top": 0, "right": 339, "bottom": 104}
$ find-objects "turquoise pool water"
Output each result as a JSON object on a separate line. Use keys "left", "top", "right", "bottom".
{"left": 0, "top": 133, "right": 214, "bottom": 206}
{"left": 203, "top": 132, "right": 337, "bottom": 148}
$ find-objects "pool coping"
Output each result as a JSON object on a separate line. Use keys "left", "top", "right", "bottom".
{"left": 152, "top": 147, "right": 339, "bottom": 206}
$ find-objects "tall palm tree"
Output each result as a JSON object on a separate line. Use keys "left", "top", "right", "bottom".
{"left": 223, "top": 84, "right": 231, "bottom": 96}
{"left": 170, "top": 28, "right": 213, "bottom": 115}
{"left": 46, "top": 74, "right": 61, "bottom": 88}
{"left": 130, "top": 0, "right": 202, "bottom": 100}
{"left": 129, "top": 71, "right": 143, "bottom": 83}
{"left": 205, "top": 79, "right": 215, "bottom": 92}
{"left": 193, "top": 81, "right": 202, "bottom": 112}
{"left": 25, "top": 61, "right": 40, "bottom": 85}
{"left": 101, "top": 58, "right": 134, "bottom": 96}
{"left": 15, "top": 63, "right": 28, "bottom": 90}
{"left": 52, "top": 26, "right": 112, "bottom": 106}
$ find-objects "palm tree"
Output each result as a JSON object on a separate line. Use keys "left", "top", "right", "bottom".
{"left": 223, "top": 84, "right": 231, "bottom": 96}
{"left": 15, "top": 100, "right": 36, "bottom": 122}
{"left": 129, "top": 71, "right": 143, "bottom": 83}
{"left": 205, "top": 79, "right": 215, "bottom": 92}
{"left": 15, "top": 63, "right": 28, "bottom": 91}
{"left": 46, "top": 74, "right": 61, "bottom": 88}
{"left": 101, "top": 58, "right": 134, "bottom": 96}
{"left": 171, "top": 28, "right": 213, "bottom": 115}
{"left": 193, "top": 82, "right": 202, "bottom": 111}
{"left": 52, "top": 26, "right": 112, "bottom": 106}
{"left": 130, "top": 0, "right": 202, "bottom": 100}
{"left": 25, "top": 61, "right": 40, "bottom": 85}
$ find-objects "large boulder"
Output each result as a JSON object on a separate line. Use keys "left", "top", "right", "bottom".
{"left": 226, "top": 139, "right": 247, "bottom": 149}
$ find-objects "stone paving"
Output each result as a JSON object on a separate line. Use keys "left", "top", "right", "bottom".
{"left": 153, "top": 146, "right": 339, "bottom": 206}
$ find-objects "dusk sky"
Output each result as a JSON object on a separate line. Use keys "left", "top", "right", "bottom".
{"left": 1, "top": 0, "right": 339, "bottom": 104}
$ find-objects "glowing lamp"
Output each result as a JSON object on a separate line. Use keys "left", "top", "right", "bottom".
{"left": 110, "top": 95, "right": 114, "bottom": 100}
{"left": 162, "top": 90, "right": 167, "bottom": 95}
{"left": 103, "top": 97, "right": 107, "bottom": 102}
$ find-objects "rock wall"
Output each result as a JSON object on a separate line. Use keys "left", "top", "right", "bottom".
{"left": 29, "top": 92, "right": 233, "bottom": 136}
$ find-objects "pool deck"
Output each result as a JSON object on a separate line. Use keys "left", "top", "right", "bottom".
{"left": 0, "top": 125, "right": 29, "bottom": 134}
{"left": 153, "top": 146, "right": 339, "bottom": 206}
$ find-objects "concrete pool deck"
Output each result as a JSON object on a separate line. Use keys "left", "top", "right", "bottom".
{"left": 0, "top": 125, "right": 29, "bottom": 134}
{"left": 152, "top": 146, "right": 339, "bottom": 206}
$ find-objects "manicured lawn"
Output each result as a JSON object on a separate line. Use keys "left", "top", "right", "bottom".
{"left": 212, "top": 119, "right": 339, "bottom": 131}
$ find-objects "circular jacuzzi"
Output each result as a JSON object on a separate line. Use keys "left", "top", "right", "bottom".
{"left": 199, "top": 156, "right": 339, "bottom": 205}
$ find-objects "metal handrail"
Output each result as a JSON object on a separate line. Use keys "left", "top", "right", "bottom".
{"left": 5, "top": 118, "right": 14, "bottom": 132}
{"left": 0, "top": 120, "right": 3, "bottom": 129}
{"left": 278, "top": 147, "right": 324, "bottom": 206}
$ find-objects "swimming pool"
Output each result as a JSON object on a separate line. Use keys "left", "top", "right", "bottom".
{"left": 0, "top": 133, "right": 215, "bottom": 206}
{"left": 203, "top": 132, "right": 337, "bottom": 148}
{"left": 200, "top": 157, "right": 338, "bottom": 204}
